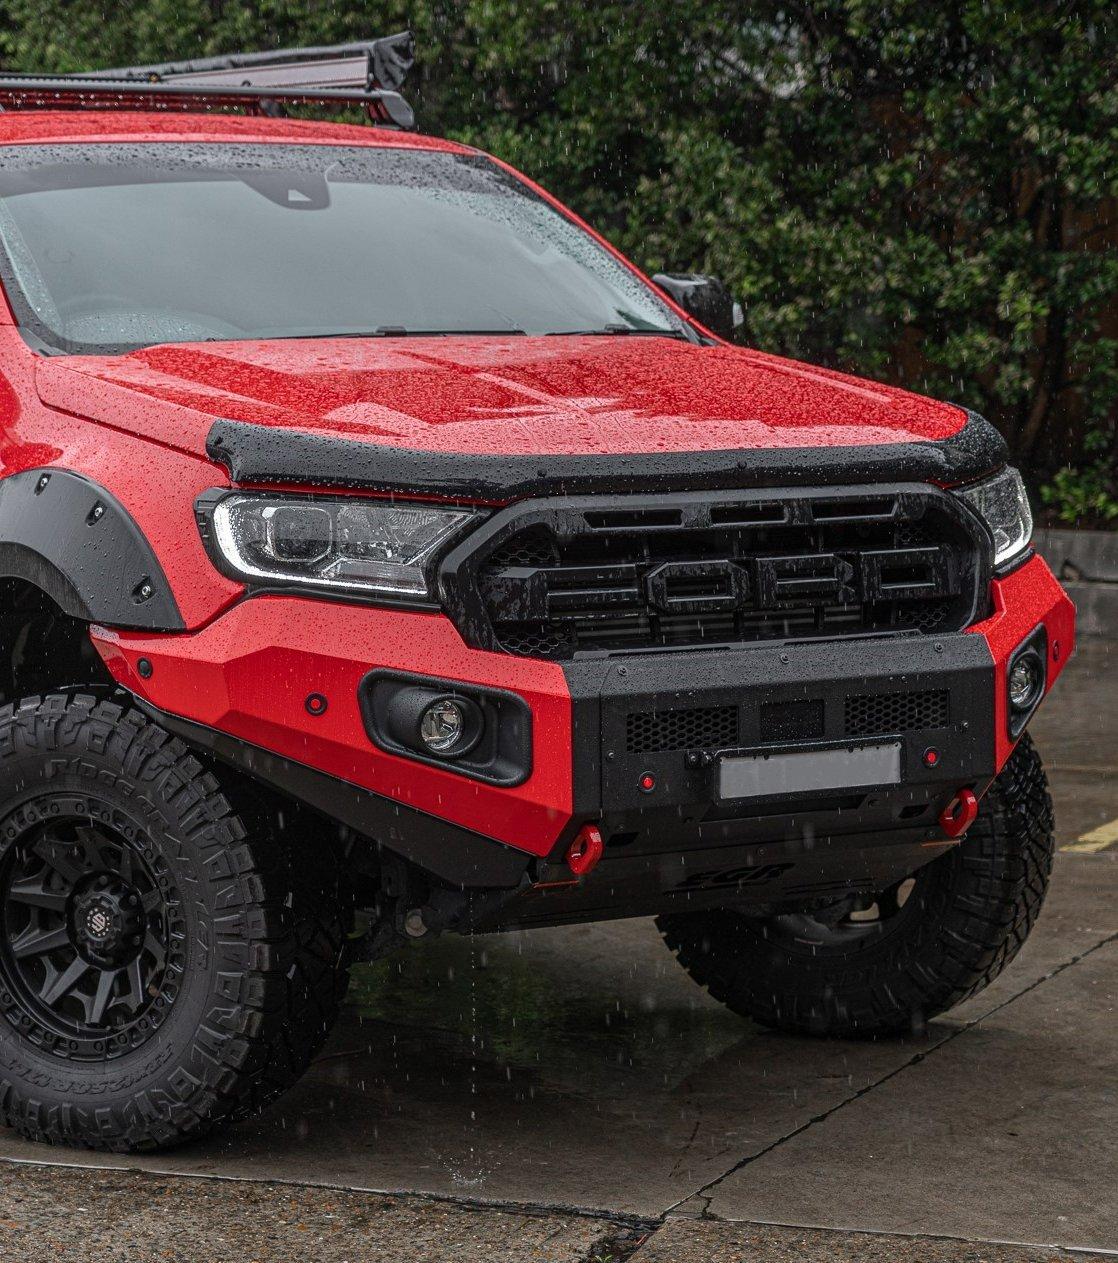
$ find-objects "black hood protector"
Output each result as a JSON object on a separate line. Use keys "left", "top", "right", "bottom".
{"left": 206, "top": 409, "right": 1008, "bottom": 501}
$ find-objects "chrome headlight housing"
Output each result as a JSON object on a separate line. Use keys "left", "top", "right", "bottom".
{"left": 952, "top": 467, "right": 1033, "bottom": 569}
{"left": 203, "top": 493, "right": 478, "bottom": 601}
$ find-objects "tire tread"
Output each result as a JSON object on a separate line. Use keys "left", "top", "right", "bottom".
{"left": 657, "top": 734, "right": 1055, "bottom": 1038}
{"left": 0, "top": 693, "right": 351, "bottom": 1151}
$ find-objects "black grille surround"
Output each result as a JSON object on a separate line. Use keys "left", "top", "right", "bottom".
{"left": 439, "top": 485, "right": 991, "bottom": 660}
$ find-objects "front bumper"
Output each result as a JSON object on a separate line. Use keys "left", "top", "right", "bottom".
{"left": 92, "top": 552, "right": 1074, "bottom": 902}
{"left": 570, "top": 631, "right": 995, "bottom": 844}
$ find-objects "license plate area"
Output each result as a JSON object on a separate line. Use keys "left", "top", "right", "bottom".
{"left": 718, "top": 741, "right": 903, "bottom": 801}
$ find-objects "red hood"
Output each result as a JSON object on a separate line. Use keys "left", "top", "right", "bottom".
{"left": 37, "top": 334, "right": 965, "bottom": 461}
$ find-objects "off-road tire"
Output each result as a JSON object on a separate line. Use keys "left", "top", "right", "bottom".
{"left": 657, "top": 734, "right": 1054, "bottom": 1037}
{"left": 0, "top": 693, "right": 351, "bottom": 1150}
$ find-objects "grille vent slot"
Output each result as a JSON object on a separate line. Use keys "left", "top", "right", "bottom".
{"left": 627, "top": 706, "right": 739, "bottom": 754}
{"left": 844, "top": 690, "right": 950, "bottom": 737}
{"left": 760, "top": 698, "right": 824, "bottom": 742}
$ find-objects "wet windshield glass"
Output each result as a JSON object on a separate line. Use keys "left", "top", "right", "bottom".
{"left": 0, "top": 143, "right": 687, "bottom": 354}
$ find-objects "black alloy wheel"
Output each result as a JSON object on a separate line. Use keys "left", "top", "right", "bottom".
{"left": 0, "top": 693, "right": 352, "bottom": 1152}
{"left": 0, "top": 796, "right": 183, "bottom": 1061}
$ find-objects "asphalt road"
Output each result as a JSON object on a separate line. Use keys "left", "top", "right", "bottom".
{"left": 0, "top": 639, "right": 1113, "bottom": 1262}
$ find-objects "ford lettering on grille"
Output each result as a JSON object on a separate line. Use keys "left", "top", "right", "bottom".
{"left": 446, "top": 486, "right": 988, "bottom": 659}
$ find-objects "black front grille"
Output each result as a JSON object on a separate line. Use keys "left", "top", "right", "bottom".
{"left": 451, "top": 487, "right": 986, "bottom": 660}
{"left": 844, "top": 690, "right": 950, "bottom": 736}
{"left": 627, "top": 706, "right": 740, "bottom": 753}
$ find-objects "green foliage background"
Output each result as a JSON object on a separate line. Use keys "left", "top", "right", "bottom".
{"left": 1, "top": 2, "right": 1115, "bottom": 521}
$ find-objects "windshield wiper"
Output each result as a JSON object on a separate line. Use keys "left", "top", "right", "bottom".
{"left": 369, "top": 324, "right": 690, "bottom": 339}
{"left": 263, "top": 327, "right": 528, "bottom": 340}
{"left": 369, "top": 326, "right": 527, "bottom": 337}
{"left": 546, "top": 325, "right": 689, "bottom": 339}
{"left": 207, "top": 324, "right": 690, "bottom": 342}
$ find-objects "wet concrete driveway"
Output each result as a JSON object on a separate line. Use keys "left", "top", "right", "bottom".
{"left": 0, "top": 641, "right": 1114, "bottom": 1256}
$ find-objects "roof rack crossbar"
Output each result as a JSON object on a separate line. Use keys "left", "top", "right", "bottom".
{"left": 0, "top": 31, "right": 416, "bottom": 129}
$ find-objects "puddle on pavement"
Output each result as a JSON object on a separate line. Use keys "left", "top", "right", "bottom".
{"left": 342, "top": 929, "right": 743, "bottom": 1091}
{"left": 232, "top": 919, "right": 907, "bottom": 1201}
{"left": 248, "top": 927, "right": 752, "bottom": 1192}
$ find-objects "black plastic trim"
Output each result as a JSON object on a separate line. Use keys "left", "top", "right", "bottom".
{"left": 206, "top": 409, "right": 1008, "bottom": 501}
{"left": 359, "top": 669, "right": 533, "bottom": 786}
{"left": 0, "top": 469, "right": 183, "bottom": 630}
{"left": 994, "top": 545, "right": 1036, "bottom": 579}
{"left": 129, "top": 697, "right": 533, "bottom": 889}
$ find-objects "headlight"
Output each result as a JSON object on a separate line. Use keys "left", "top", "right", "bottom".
{"left": 207, "top": 494, "right": 477, "bottom": 600}
{"left": 952, "top": 467, "right": 1033, "bottom": 568}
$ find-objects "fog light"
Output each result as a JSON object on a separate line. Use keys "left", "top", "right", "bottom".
{"left": 419, "top": 698, "right": 475, "bottom": 755}
{"left": 1008, "top": 656, "right": 1041, "bottom": 710}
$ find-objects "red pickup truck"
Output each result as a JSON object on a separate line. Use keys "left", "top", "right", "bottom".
{"left": 0, "top": 35, "right": 1072, "bottom": 1152}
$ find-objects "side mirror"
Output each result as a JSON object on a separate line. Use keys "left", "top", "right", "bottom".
{"left": 652, "top": 272, "right": 743, "bottom": 341}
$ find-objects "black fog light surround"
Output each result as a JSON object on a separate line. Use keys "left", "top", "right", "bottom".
{"left": 361, "top": 671, "right": 532, "bottom": 786}
{"left": 1006, "top": 625, "right": 1047, "bottom": 739}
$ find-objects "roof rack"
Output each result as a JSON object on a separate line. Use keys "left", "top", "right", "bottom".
{"left": 0, "top": 31, "right": 416, "bottom": 129}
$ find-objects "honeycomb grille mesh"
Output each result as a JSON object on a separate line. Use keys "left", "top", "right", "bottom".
{"left": 626, "top": 706, "right": 739, "bottom": 753}
{"left": 484, "top": 527, "right": 559, "bottom": 569}
{"left": 844, "top": 690, "right": 950, "bottom": 736}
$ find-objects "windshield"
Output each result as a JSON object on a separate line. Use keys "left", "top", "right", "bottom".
{"left": 0, "top": 143, "right": 689, "bottom": 354}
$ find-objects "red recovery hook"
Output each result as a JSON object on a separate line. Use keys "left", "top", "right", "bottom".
{"left": 566, "top": 824, "right": 605, "bottom": 877}
{"left": 939, "top": 787, "right": 979, "bottom": 839}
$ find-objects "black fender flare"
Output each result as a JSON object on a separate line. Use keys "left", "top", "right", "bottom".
{"left": 0, "top": 468, "right": 183, "bottom": 630}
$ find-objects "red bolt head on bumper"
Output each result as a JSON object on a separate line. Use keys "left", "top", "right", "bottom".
{"left": 566, "top": 824, "right": 604, "bottom": 877}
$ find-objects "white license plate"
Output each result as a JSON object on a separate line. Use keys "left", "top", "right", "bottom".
{"left": 718, "top": 742, "right": 902, "bottom": 800}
